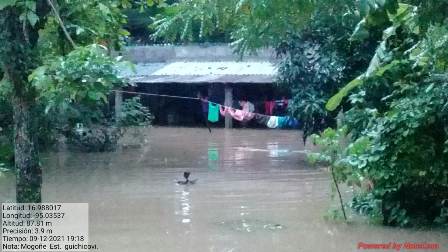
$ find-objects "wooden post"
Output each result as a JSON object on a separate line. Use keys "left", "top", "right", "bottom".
{"left": 115, "top": 89, "right": 123, "bottom": 123}
{"left": 224, "top": 84, "right": 233, "bottom": 129}
{"left": 208, "top": 84, "right": 213, "bottom": 98}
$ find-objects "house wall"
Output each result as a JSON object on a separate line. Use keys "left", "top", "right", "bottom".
{"left": 122, "top": 44, "right": 277, "bottom": 63}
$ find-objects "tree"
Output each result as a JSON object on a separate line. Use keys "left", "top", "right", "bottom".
{"left": 0, "top": 0, "right": 137, "bottom": 202}
{"left": 0, "top": 0, "right": 50, "bottom": 203}
{"left": 276, "top": 0, "right": 378, "bottom": 141}
{"left": 152, "top": 0, "right": 314, "bottom": 54}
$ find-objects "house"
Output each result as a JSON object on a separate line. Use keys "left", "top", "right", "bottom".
{"left": 117, "top": 44, "right": 282, "bottom": 128}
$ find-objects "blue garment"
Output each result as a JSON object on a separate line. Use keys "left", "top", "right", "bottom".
{"left": 201, "top": 100, "right": 209, "bottom": 113}
{"left": 278, "top": 117, "right": 289, "bottom": 128}
{"left": 286, "top": 117, "right": 300, "bottom": 129}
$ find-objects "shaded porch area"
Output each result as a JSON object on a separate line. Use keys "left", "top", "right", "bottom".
{"left": 117, "top": 60, "right": 287, "bottom": 128}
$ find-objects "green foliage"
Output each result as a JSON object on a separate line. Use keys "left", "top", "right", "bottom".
{"left": 350, "top": 193, "right": 382, "bottom": 222}
{"left": 1, "top": 1, "right": 154, "bottom": 157}
{"left": 309, "top": 127, "right": 369, "bottom": 188}
{"left": 150, "top": 0, "right": 375, "bottom": 142}
{"left": 343, "top": 80, "right": 448, "bottom": 226}
{"left": 0, "top": 0, "right": 158, "bottom": 202}
{"left": 309, "top": 127, "right": 348, "bottom": 166}
{"left": 327, "top": 2, "right": 416, "bottom": 111}
{"left": 151, "top": 0, "right": 314, "bottom": 54}
{"left": 308, "top": 127, "right": 352, "bottom": 220}
{"left": 122, "top": 2, "right": 167, "bottom": 44}
{"left": 0, "top": 94, "right": 13, "bottom": 167}
{"left": 0, "top": 0, "right": 18, "bottom": 10}
{"left": 277, "top": 37, "right": 344, "bottom": 140}
{"left": 0, "top": 142, "right": 14, "bottom": 166}
{"left": 277, "top": 0, "right": 377, "bottom": 141}
{"left": 325, "top": 1, "right": 448, "bottom": 227}
{"left": 151, "top": 0, "right": 234, "bottom": 43}
{"left": 67, "top": 124, "right": 121, "bottom": 152}
{"left": 1, "top": 83, "right": 57, "bottom": 153}
{"left": 118, "top": 97, "right": 154, "bottom": 127}
{"left": 358, "top": 0, "right": 399, "bottom": 16}
{"left": 4, "top": 0, "right": 40, "bottom": 26}
{"left": 13, "top": 0, "right": 152, "bottom": 133}
{"left": 65, "top": 96, "right": 153, "bottom": 152}
{"left": 37, "top": 0, "right": 130, "bottom": 57}
{"left": 31, "top": 44, "right": 126, "bottom": 127}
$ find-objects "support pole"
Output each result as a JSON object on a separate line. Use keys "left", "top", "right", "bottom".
{"left": 224, "top": 84, "right": 233, "bottom": 129}
{"left": 208, "top": 84, "right": 213, "bottom": 98}
{"left": 115, "top": 89, "right": 123, "bottom": 123}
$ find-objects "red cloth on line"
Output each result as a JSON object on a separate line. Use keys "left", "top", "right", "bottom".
{"left": 264, "top": 101, "right": 275, "bottom": 115}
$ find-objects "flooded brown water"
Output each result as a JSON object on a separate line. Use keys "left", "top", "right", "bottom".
{"left": 0, "top": 127, "right": 447, "bottom": 251}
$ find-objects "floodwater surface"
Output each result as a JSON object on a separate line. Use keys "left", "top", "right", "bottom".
{"left": 0, "top": 127, "right": 447, "bottom": 252}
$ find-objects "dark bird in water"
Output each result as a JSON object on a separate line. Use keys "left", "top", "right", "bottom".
{"left": 177, "top": 171, "right": 197, "bottom": 185}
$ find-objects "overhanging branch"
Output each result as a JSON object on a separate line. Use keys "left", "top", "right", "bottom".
{"left": 47, "top": 0, "right": 76, "bottom": 48}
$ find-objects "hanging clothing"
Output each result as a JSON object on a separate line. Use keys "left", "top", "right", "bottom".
{"left": 255, "top": 114, "right": 270, "bottom": 125}
{"left": 219, "top": 105, "right": 228, "bottom": 117}
{"left": 241, "top": 101, "right": 255, "bottom": 113}
{"left": 220, "top": 106, "right": 254, "bottom": 122}
{"left": 229, "top": 109, "right": 245, "bottom": 121}
{"left": 201, "top": 98, "right": 209, "bottom": 113}
{"left": 208, "top": 102, "right": 219, "bottom": 123}
{"left": 267, "top": 116, "right": 279, "bottom": 128}
{"left": 229, "top": 109, "right": 254, "bottom": 122}
{"left": 199, "top": 97, "right": 210, "bottom": 129}
{"left": 264, "top": 101, "right": 275, "bottom": 115}
{"left": 287, "top": 117, "right": 300, "bottom": 129}
{"left": 248, "top": 102, "right": 255, "bottom": 113}
{"left": 243, "top": 111, "right": 255, "bottom": 121}
{"left": 278, "top": 116, "right": 289, "bottom": 128}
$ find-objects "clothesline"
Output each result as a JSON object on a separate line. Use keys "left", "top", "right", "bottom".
{"left": 114, "top": 90, "right": 287, "bottom": 103}
{"left": 113, "top": 90, "right": 278, "bottom": 117}
{"left": 114, "top": 90, "right": 201, "bottom": 101}
{"left": 113, "top": 89, "right": 300, "bottom": 129}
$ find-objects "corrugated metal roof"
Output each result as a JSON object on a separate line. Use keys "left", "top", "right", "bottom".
{"left": 130, "top": 74, "right": 275, "bottom": 84}
{"left": 153, "top": 61, "right": 276, "bottom": 76}
{"left": 121, "top": 61, "right": 277, "bottom": 84}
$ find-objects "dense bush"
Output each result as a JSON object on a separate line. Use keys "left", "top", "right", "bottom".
{"left": 117, "top": 97, "right": 154, "bottom": 127}
{"left": 324, "top": 1, "right": 448, "bottom": 227}
{"left": 67, "top": 125, "right": 120, "bottom": 152}
{"left": 67, "top": 96, "right": 154, "bottom": 152}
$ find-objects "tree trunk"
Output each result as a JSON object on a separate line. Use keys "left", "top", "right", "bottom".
{"left": 1, "top": 3, "right": 49, "bottom": 204}
{"left": 13, "top": 96, "right": 41, "bottom": 203}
